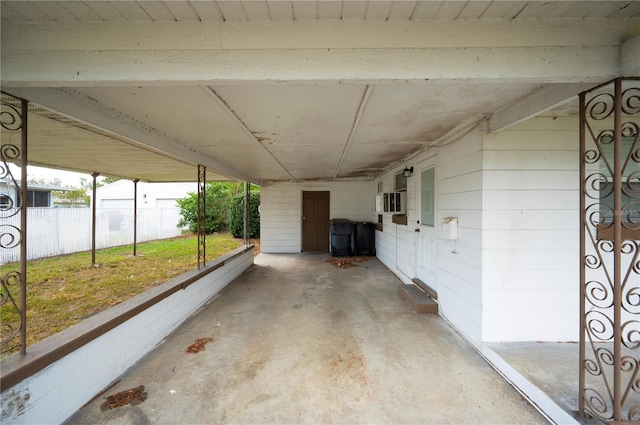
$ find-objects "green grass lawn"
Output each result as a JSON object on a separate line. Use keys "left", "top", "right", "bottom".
{"left": 0, "top": 233, "right": 247, "bottom": 351}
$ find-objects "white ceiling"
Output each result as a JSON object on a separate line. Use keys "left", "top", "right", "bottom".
{"left": 1, "top": 1, "right": 639, "bottom": 184}
{"left": 3, "top": 81, "right": 547, "bottom": 183}
{"left": 2, "top": 1, "right": 639, "bottom": 23}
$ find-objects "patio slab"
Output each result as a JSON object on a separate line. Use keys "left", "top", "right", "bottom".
{"left": 65, "top": 253, "right": 546, "bottom": 424}
{"left": 489, "top": 341, "right": 639, "bottom": 425}
{"left": 488, "top": 342, "right": 586, "bottom": 424}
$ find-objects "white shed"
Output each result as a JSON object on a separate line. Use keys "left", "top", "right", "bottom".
{"left": 94, "top": 180, "right": 197, "bottom": 210}
{"left": 92, "top": 180, "right": 197, "bottom": 238}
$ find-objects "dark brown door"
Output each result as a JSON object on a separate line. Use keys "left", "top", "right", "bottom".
{"left": 302, "top": 191, "right": 330, "bottom": 252}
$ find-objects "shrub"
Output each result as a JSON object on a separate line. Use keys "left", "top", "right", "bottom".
{"left": 177, "top": 182, "right": 243, "bottom": 234}
{"left": 228, "top": 192, "right": 260, "bottom": 238}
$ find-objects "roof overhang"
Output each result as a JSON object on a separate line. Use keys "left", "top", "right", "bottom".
{"left": 1, "top": 1, "right": 639, "bottom": 184}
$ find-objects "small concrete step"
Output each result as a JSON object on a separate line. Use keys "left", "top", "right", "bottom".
{"left": 398, "top": 284, "right": 438, "bottom": 315}
{"left": 412, "top": 278, "right": 438, "bottom": 300}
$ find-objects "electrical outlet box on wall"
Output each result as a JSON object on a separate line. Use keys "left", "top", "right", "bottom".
{"left": 442, "top": 217, "right": 458, "bottom": 240}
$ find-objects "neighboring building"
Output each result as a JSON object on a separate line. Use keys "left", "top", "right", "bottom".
{"left": 0, "top": 178, "right": 72, "bottom": 208}
{"left": 92, "top": 179, "right": 197, "bottom": 210}
{"left": 91, "top": 180, "right": 197, "bottom": 236}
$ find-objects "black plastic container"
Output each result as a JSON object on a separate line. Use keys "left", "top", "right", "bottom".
{"left": 330, "top": 219, "right": 354, "bottom": 257}
{"left": 354, "top": 222, "right": 376, "bottom": 256}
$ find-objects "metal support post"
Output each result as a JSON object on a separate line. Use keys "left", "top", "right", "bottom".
{"left": 612, "top": 78, "right": 623, "bottom": 422}
{"left": 0, "top": 94, "right": 28, "bottom": 355}
{"left": 133, "top": 179, "right": 139, "bottom": 256}
{"left": 579, "top": 77, "right": 640, "bottom": 423}
{"left": 197, "top": 165, "right": 206, "bottom": 269}
{"left": 91, "top": 172, "right": 99, "bottom": 266}
{"left": 19, "top": 99, "right": 28, "bottom": 355}
{"left": 243, "top": 181, "right": 249, "bottom": 245}
{"left": 578, "top": 91, "right": 586, "bottom": 417}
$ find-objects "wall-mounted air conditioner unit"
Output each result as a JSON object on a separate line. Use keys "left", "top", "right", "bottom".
{"left": 375, "top": 192, "right": 406, "bottom": 214}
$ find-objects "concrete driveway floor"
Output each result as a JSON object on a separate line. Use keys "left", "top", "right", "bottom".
{"left": 65, "top": 253, "right": 546, "bottom": 424}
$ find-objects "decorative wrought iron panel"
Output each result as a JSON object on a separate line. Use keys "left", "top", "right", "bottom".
{"left": 1, "top": 94, "right": 27, "bottom": 355}
{"left": 580, "top": 77, "right": 640, "bottom": 423}
{"left": 197, "top": 165, "right": 206, "bottom": 269}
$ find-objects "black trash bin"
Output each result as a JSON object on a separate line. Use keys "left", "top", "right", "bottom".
{"left": 330, "top": 219, "right": 354, "bottom": 257}
{"left": 354, "top": 222, "right": 376, "bottom": 256}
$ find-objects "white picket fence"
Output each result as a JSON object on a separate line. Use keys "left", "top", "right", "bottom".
{"left": 1, "top": 207, "right": 185, "bottom": 264}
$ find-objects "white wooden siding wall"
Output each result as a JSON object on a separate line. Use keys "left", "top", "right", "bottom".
{"left": 260, "top": 185, "right": 301, "bottom": 253}
{"left": 374, "top": 216, "right": 396, "bottom": 268}
{"left": 436, "top": 130, "right": 484, "bottom": 346}
{"left": 260, "top": 181, "right": 374, "bottom": 253}
{"left": 482, "top": 116, "right": 579, "bottom": 342}
{"left": 373, "top": 179, "right": 394, "bottom": 268}
{"left": 374, "top": 167, "right": 417, "bottom": 281}
{"left": 374, "top": 129, "right": 484, "bottom": 346}
{"left": 374, "top": 170, "right": 403, "bottom": 274}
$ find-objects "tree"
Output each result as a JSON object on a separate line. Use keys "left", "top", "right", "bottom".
{"left": 54, "top": 188, "right": 89, "bottom": 207}
{"left": 176, "top": 182, "right": 244, "bottom": 234}
{"left": 101, "top": 176, "right": 120, "bottom": 185}
{"left": 29, "top": 177, "right": 62, "bottom": 186}
{"left": 228, "top": 191, "right": 260, "bottom": 238}
{"left": 79, "top": 177, "right": 98, "bottom": 190}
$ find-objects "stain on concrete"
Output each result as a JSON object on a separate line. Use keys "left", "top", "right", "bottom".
{"left": 186, "top": 337, "right": 214, "bottom": 353}
{"left": 100, "top": 385, "right": 147, "bottom": 411}
{"left": 63, "top": 254, "right": 548, "bottom": 424}
{"left": 247, "top": 393, "right": 273, "bottom": 406}
{"left": 100, "top": 406, "right": 152, "bottom": 425}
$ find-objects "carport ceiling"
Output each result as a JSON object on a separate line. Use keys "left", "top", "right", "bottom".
{"left": 2, "top": 1, "right": 639, "bottom": 185}
{"left": 5, "top": 81, "right": 562, "bottom": 183}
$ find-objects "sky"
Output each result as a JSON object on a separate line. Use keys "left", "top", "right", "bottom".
{"left": 7, "top": 163, "right": 97, "bottom": 188}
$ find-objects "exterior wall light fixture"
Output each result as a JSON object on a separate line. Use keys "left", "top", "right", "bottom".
{"left": 403, "top": 166, "right": 414, "bottom": 178}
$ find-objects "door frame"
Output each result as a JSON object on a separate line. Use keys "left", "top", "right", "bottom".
{"left": 415, "top": 156, "right": 438, "bottom": 287}
{"left": 301, "top": 190, "right": 330, "bottom": 252}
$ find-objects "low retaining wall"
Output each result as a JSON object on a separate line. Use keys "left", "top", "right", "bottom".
{"left": 0, "top": 246, "right": 254, "bottom": 425}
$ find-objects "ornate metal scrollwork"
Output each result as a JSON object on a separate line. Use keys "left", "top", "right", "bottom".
{"left": 0, "top": 271, "right": 22, "bottom": 352}
{"left": 0, "top": 94, "right": 26, "bottom": 355}
{"left": 1, "top": 101, "right": 23, "bottom": 131}
{"left": 622, "top": 88, "right": 640, "bottom": 115}
{"left": 197, "top": 165, "right": 206, "bottom": 268}
{"left": 580, "top": 78, "right": 640, "bottom": 423}
{"left": 1, "top": 143, "right": 22, "bottom": 222}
